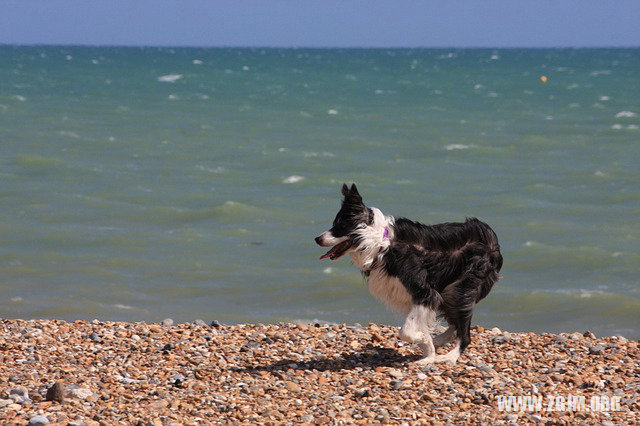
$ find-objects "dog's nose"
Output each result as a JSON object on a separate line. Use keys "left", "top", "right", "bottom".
{"left": 314, "top": 236, "right": 323, "bottom": 246}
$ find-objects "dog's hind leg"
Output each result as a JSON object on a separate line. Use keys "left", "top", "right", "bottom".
{"left": 398, "top": 304, "right": 437, "bottom": 364}
{"left": 432, "top": 325, "right": 456, "bottom": 348}
{"left": 433, "top": 313, "right": 472, "bottom": 365}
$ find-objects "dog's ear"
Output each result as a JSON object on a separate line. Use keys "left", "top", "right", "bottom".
{"left": 341, "top": 183, "right": 350, "bottom": 197}
{"left": 350, "top": 184, "right": 361, "bottom": 198}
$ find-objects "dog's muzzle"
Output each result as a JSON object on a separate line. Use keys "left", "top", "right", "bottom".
{"left": 315, "top": 234, "right": 353, "bottom": 261}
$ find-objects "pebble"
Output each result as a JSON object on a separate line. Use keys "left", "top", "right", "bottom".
{"left": 28, "top": 415, "right": 50, "bottom": 425}
{"left": 387, "top": 368, "right": 404, "bottom": 378}
{"left": 68, "top": 387, "right": 93, "bottom": 400}
{"left": 551, "top": 335, "right": 568, "bottom": 345}
{"left": 0, "top": 318, "right": 636, "bottom": 425}
{"left": 285, "top": 381, "right": 301, "bottom": 392}
{"left": 45, "top": 382, "right": 65, "bottom": 402}
{"left": 492, "top": 335, "right": 510, "bottom": 344}
{"left": 160, "top": 318, "right": 174, "bottom": 326}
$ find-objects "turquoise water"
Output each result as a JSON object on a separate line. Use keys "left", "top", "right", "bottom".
{"left": 1, "top": 46, "right": 639, "bottom": 338}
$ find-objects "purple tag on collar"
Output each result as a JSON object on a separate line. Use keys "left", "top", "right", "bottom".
{"left": 383, "top": 227, "right": 389, "bottom": 240}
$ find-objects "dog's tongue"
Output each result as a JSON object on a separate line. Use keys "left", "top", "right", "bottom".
{"left": 320, "top": 239, "right": 353, "bottom": 260}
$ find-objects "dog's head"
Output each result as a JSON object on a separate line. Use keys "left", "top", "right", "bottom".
{"left": 315, "top": 183, "right": 373, "bottom": 260}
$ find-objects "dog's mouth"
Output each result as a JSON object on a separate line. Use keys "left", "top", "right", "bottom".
{"left": 319, "top": 239, "right": 353, "bottom": 261}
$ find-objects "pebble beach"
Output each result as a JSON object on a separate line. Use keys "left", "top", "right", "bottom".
{"left": 1, "top": 319, "right": 638, "bottom": 425}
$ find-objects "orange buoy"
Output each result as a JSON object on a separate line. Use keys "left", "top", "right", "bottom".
{"left": 540, "top": 75, "right": 548, "bottom": 83}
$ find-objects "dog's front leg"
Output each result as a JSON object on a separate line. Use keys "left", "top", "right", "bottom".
{"left": 398, "top": 304, "right": 436, "bottom": 364}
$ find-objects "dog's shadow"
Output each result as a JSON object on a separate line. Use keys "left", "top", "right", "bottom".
{"left": 232, "top": 345, "right": 422, "bottom": 375}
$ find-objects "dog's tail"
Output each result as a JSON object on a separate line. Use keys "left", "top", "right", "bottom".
{"left": 464, "top": 218, "right": 503, "bottom": 302}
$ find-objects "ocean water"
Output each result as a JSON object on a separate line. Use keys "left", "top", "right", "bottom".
{"left": 1, "top": 46, "right": 639, "bottom": 338}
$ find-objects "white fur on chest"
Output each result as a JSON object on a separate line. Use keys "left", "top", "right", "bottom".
{"left": 350, "top": 207, "right": 394, "bottom": 271}
{"left": 348, "top": 207, "right": 411, "bottom": 314}
{"left": 366, "top": 268, "right": 412, "bottom": 315}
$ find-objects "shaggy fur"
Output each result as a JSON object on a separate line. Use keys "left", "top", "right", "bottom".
{"left": 315, "top": 184, "right": 503, "bottom": 364}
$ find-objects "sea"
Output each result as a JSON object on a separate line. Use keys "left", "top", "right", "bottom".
{"left": 1, "top": 46, "right": 639, "bottom": 338}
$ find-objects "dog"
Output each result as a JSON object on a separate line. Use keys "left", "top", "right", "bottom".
{"left": 315, "top": 184, "right": 503, "bottom": 365}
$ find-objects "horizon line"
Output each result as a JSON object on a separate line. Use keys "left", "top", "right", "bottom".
{"left": 2, "top": 42, "right": 639, "bottom": 50}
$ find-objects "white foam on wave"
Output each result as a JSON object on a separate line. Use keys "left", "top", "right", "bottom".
{"left": 578, "top": 289, "right": 609, "bottom": 299}
{"left": 195, "top": 165, "right": 225, "bottom": 174}
{"left": 59, "top": 130, "right": 81, "bottom": 139}
{"left": 168, "top": 94, "right": 179, "bottom": 100}
{"left": 445, "top": 144, "right": 470, "bottom": 151}
{"left": 157, "top": 74, "right": 183, "bottom": 83}
{"left": 14, "top": 95, "right": 27, "bottom": 102}
{"left": 113, "top": 303, "right": 134, "bottom": 310}
{"left": 282, "top": 175, "right": 305, "bottom": 184}
{"left": 10, "top": 296, "right": 23, "bottom": 303}
{"left": 611, "top": 124, "right": 623, "bottom": 130}
{"left": 304, "top": 152, "right": 335, "bottom": 158}
{"left": 628, "top": 124, "right": 639, "bottom": 130}
{"left": 323, "top": 267, "right": 333, "bottom": 274}
{"left": 599, "top": 96, "right": 610, "bottom": 101}
{"left": 327, "top": 109, "right": 338, "bottom": 115}
{"left": 615, "top": 111, "right": 636, "bottom": 118}
{"left": 590, "top": 70, "right": 612, "bottom": 77}
{"left": 193, "top": 59, "right": 203, "bottom": 65}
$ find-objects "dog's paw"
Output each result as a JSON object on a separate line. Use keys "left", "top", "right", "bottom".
{"left": 433, "top": 354, "right": 459, "bottom": 366}
{"left": 412, "top": 356, "right": 436, "bottom": 366}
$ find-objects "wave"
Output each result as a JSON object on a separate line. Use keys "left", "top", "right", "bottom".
{"left": 445, "top": 144, "right": 471, "bottom": 151}
{"left": 157, "top": 74, "right": 183, "bottom": 83}
{"left": 282, "top": 175, "right": 305, "bottom": 184}
{"left": 15, "top": 154, "right": 65, "bottom": 173}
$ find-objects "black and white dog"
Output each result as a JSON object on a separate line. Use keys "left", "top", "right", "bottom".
{"left": 315, "top": 184, "right": 503, "bottom": 365}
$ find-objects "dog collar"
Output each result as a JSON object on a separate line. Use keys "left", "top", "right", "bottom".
{"left": 383, "top": 227, "right": 389, "bottom": 240}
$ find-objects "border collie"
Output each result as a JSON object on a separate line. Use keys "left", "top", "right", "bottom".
{"left": 315, "top": 184, "right": 503, "bottom": 365}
